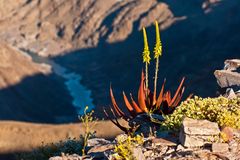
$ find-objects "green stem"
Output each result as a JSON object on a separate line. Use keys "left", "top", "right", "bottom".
{"left": 154, "top": 57, "right": 159, "bottom": 101}
{"left": 145, "top": 62, "right": 148, "bottom": 97}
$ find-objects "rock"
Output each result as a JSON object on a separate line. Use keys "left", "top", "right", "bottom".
{"left": 211, "top": 143, "right": 229, "bottom": 153}
{"left": 233, "top": 129, "right": 240, "bottom": 139}
{"left": 132, "top": 147, "right": 145, "bottom": 160}
{"left": 224, "top": 59, "right": 240, "bottom": 71}
{"left": 151, "top": 137, "right": 177, "bottom": 147}
{"left": 176, "top": 144, "right": 185, "bottom": 151}
{"left": 220, "top": 127, "right": 234, "bottom": 142}
{"left": 87, "top": 138, "right": 111, "bottom": 147}
{"left": 86, "top": 138, "right": 114, "bottom": 159}
{"left": 214, "top": 70, "right": 240, "bottom": 88}
{"left": 225, "top": 88, "right": 237, "bottom": 99}
{"left": 165, "top": 147, "right": 175, "bottom": 154}
{"left": 229, "top": 140, "right": 239, "bottom": 153}
{"left": 214, "top": 59, "right": 240, "bottom": 90}
{"left": 144, "top": 150, "right": 153, "bottom": 157}
{"left": 202, "top": 0, "right": 221, "bottom": 13}
{"left": 181, "top": 118, "right": 220, "bottom": 135}
{"left": 179, "top": 118, "right": 220, "bottom": 147}
{"left": 87, "top": 144, "right": 114, "bottom": 159}
{"left": 103, "top": 150, "right": 116, "bottom": 160}
{"left": 49, "top": 154, "right": 83, "bottom": 160}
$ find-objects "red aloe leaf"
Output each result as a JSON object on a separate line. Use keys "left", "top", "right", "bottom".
{"left": 138, "top": 71, "right": 148, "bottom": 112}
{"left": 147, "top": 91, "right": 154, "bottom": 110}
{"left": 169, "top": 77, "right": 185, "bottom": 106}
{"left": 172, "top": 87, "right": 185, "bottom": 107}
{"left": 123, "top": 92, "right": 135, "bottom": 118}
{"left": 165, "top": 91, "right": 171, "bottom": 105}
{"left": 187, "top": 93, "right": 193, "bottom": 99}
{"left": 110, "top": 86, "right": 125, "bottom": 117}
{"left": 156, "top": 79, "right": 166, "bottom": 107}
{"left": 103, "top": 108, "right": 129, "bottom": 133}
{"left": 130, "top": 93, "right": 143, "bottom": 113}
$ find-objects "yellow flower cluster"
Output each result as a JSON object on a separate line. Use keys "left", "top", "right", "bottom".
{"left": 154, "top": 21, "right": 162, "bottom": 58}
{"left": 161, "top": 96, "right": 240, "bottom": 131}
{"left": 142, "top": 27, "right": 151, "bottom": 64}
{"left": 142, "top": 21, "right": 162, "bottom": 63}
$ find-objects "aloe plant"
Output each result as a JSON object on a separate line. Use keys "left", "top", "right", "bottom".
{"left": 104, "top": 21, "right": 190, "bottom": 133}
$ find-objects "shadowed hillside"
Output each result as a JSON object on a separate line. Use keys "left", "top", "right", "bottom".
{"left": 53, "top": 0, "right": 240, "bottom": 111}
{"left": 0, "top": 43, "right": 76, "bottom": 123}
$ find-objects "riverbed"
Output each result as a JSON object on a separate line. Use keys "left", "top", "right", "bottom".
{"left": 20, "top": 49, "right": 95, "bottom": 115}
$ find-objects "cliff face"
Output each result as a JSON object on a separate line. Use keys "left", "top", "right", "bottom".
{"left": 0, "top": 0, "right": 178, "bottom": 57}
{"left": 0, "top": 0, "right": 239, "bottom": 122}
{"left": 0, "top": 43, "right": 75, "bottom": 123}
{"left": 0, "top": 43, "right": 49, "bottom": 88}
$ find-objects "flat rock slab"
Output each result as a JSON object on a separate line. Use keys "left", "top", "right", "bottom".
{"left": 180, "top": 118, "right": 220, "bottom": 147}
{"left": 214, "top": 59, "right": 240, "bottom": 88}
{"left": 224, "top": 59, "right": 240, "bottom": 71}
{"left": 214, "top": 70, "right": 240, "bottom": 88}
{"left": 181, "top": 118, "right": 220, "bottom": 135}
{"left": 151, "top": 137, "right": 177, "bottom": 147}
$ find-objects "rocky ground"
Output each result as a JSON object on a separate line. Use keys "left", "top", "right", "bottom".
{"left": 49, "top": 118, "right": 240, "bottom": 160}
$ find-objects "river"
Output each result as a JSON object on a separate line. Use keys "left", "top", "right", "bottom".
{"left": 20, "top": 49, "right": 95, "bottom": 115}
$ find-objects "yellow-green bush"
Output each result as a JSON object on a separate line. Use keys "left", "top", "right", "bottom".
{"left": 113, "top": 135, "right": 144, "bottom": 160}
{"left": 161, "top": 96, "right": 240, "bottom": 131}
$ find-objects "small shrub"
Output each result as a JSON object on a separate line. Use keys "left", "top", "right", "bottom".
{"left": 17, "top": 138, "right": 84, "bottom": 160}
{"left": 113, "top": 135, "right": 144, "bottom": 160}
{"left": 161, "top": 96, "right": 240, "bottom": 131}
{"left": 18, "top": 106, "right": 96, "bottom": 159}
{"left": 79, "top": 106, "right": 97, "bottom": 155}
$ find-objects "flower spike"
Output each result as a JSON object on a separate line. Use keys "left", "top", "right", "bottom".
{"left": 142, "top": 27, "right": 151, "bottom": 64}
{"left": 154, "top": 21, "right": 162, "bottom": 58}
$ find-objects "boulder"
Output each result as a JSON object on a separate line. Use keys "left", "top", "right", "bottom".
{"left": 214, "top": 59, "right": 240, "bottom": 96}
{"left": 179, "top": 118, "right": 220, "bottom": 147}
{"left": 224, "top": 59, "right": 240, "bottom": 71}
{"left": 214, "top": 70, "right": 240, "bottom": 88}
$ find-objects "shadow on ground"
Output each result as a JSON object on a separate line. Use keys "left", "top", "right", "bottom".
{"left": 0, "top": 73, "right": 77, "bottom": 123}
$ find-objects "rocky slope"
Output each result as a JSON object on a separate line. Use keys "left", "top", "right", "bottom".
{"left": 0, "top": 0, "right": 179, "bottom": 57}
{"left": 0, "top": 43, "right": 76, "bottom": 123}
